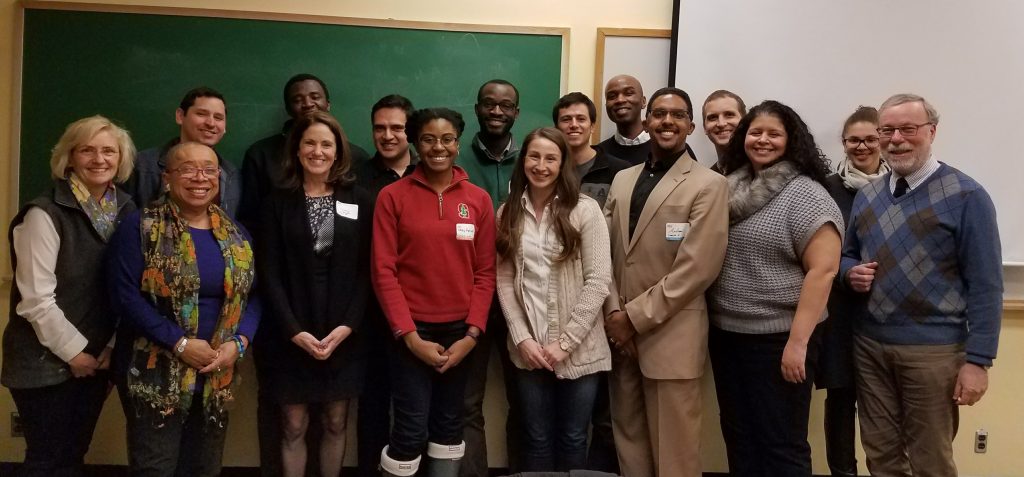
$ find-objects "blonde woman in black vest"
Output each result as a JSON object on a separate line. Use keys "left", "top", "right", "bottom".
{"left": 2, "top": 116, "right": 136, "bottom": 476}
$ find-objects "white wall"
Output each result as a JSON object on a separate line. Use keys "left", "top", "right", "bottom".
{"left": 675, "top": 0, "right": 1024, "bottom": 264}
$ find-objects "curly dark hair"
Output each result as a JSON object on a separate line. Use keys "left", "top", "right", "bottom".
{"left": 721, "top": 100, "right": 831, "bottom": 185}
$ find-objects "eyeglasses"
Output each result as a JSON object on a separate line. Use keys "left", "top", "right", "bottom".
{"left": 843, "top": 137, "right": 880, "bottom": 148}
{"left": 649, "top": 108, "right": 691, "bottom": 121}
{"left": 877, "top": 123, "right": 932, "bottom": 138}
{"left": 169, "top": 166, "right": 220, "bottom": 178}
{"left": 419, "top": 135, "right": 458, "bottom": 147}
{"left": 479, "top": 100, "right": 517, "bottom": 113}
{"left": 76, "top": 145, "right": 119, "bottom": 158}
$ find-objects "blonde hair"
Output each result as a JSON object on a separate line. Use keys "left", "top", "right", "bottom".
{"left": 49, "top": 115, "right": 136, "bottom": 183}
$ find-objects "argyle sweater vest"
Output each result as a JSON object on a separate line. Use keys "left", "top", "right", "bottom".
{"left": 844, "top": 163, "right": 1002, "bottom": 365}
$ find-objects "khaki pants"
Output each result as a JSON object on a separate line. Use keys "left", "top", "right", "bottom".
{"left": 608, "top": 353, "right": 702, "bottom": 477}
{"left": 853, "top": 334, "right": 964, "bottom": 477}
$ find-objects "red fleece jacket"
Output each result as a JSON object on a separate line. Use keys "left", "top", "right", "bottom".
{"left": 371, "top": 165, "right": 496, "bottom": 337}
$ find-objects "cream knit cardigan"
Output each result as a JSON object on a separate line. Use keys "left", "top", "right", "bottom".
{"left": 496, "top": 195, "right": 613, "bottom": 380}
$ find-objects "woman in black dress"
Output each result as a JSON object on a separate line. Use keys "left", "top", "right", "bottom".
{"left": 258, "top": 111, "right": 374, "bottom": 477}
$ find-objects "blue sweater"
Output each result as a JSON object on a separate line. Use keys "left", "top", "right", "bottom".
{"left": 108, "top": 210, "right": 261, "bottom": 372}
{"left": 840, "top": 163, "right": 1002, "bottom": 367}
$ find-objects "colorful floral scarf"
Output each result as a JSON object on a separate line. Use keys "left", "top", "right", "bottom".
{"left": 68, "top": 173, "right": 118, "bottom": 240}
{"left": 127, "top": 201, "right": 254, "bottom": 427}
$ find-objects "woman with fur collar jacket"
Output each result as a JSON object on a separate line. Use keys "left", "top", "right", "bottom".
{"left": 706, "top": 100, "right": 844, "bottom": 476}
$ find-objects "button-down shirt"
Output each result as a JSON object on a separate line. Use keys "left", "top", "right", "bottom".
{"left": 474, "top": 134, "right": 515, "bottom": 162}
{"left": 613, "top": 130, "right": 651, "bottom": 146}
{"left": 889, "top": 155, "right": 940, "bottom": 194}
{"left": 520, "top": 194, "right": 554, "bottom": 344}
{"left": 629, "top": 150, "right": 684, "bottom": 239}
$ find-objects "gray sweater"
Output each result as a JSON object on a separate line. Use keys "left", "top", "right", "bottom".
{"left": 707, "top": 169, "right": 843, "bottom": 334}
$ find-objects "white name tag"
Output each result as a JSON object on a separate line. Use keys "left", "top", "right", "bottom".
{"left": 456, "top": 223, "right": 476, "bottom": 241}
{"left": 335, "top": 201, "right": 359, "bottom": 220}
{"left": 666, "top": 222, "right": 690, "bottom": 241}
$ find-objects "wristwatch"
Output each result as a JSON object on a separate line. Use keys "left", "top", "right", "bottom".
{"left": 558, "top": 338, "right": 572, "bottom": 352}
{"left": 175, "top": 337, "right": 188, "bottom": 355}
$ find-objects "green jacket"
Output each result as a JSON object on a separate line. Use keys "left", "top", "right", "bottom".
{"left": 459, "top": 133, "right": 519, "bottom": 210}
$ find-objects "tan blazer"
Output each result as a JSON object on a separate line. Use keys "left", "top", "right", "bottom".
{"left": 603, "top": 152, "right": 729, "bottom": 380}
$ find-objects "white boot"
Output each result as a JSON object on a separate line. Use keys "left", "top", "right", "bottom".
{"left": 425, "top": 441, "right": 465, "bottom": 477}
{"left": 379, "top": 446, "right": 420, "bottom": 477}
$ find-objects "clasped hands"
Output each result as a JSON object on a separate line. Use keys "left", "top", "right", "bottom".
{"left": 404, "top": 327, "right": 479, "bottom": 374}
{"left": 292, "top": 326, "right": 352, "bottom": 361}
{"left": 68, "top": 347, "right": 113, "bottom": 378}
{"left": 178, "top": 336, "right": 246, "bottom": 373}
{"left": 516, "top": 338, "right": 569, "bottom": 373}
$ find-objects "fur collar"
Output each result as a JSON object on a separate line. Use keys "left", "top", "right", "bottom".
{"left": 727, "top": 161, "right": 802, "bottom": 224}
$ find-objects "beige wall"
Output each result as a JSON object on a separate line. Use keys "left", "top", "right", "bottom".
{"left": 2, "top": 1, "right": 1023, "bottom": 475}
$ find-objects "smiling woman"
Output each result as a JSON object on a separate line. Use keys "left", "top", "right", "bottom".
{"left": 107, "top": 141, "right": 260, "bottom": 477}
{"left": 256, "top": 111, "right": 375, "bottom": 477}
{"left": 707, "top": 100, "right": 843, "bottom": 476}
{"left": 494, "top": 127, "right": 612, "bottom": 472}
{"left": 2, "top": 115, "right": 136, "bottom": 476}
{"left": 371, "top": 108, "right": 496, "bottom": 477}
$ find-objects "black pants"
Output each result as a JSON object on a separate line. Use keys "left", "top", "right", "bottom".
{"left": 709, "top": 325, "right": 822, "bottom": 477}
{"left": 119, "top": 384, "right": 227, "bottom": 477}
{"left": 9, "top": 373, "right": 108, "bottom": 477}
{"left": 387, "top": 321, "right": 473, "bottom": 461}
{"left": 357, "top": 315, "right": 393, "bottom": 476}
{"left": 586, "top": 372, "right": 619, "bottom": 473}
{"left": 824, "top": 386, "right": 858, "bottom": 476}
{"left": 460, "top": 297, "right": 521, "bottom": 476}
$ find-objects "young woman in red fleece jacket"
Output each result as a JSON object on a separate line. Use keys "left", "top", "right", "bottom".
{"left": 371, "top": 107, "right": 496, "bottom": 477}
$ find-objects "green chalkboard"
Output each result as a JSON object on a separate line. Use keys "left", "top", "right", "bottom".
{"left": 19, "top": 6, "right": 564, "bottom": 204}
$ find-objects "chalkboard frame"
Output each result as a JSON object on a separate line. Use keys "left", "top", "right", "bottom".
{"left": 10, "top": 0, "right": 570, "bottom": 206}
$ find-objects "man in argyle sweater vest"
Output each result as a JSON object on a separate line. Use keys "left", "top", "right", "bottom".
{"left": 840, "top": 94, "right": 1002, "bottom": 476}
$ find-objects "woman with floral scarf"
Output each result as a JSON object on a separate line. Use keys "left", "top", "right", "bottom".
{"left": 108, "top": 141, "right": 260, "bottom": 477}
{"left": 3, "top": 115, "right": 136, "bottom": 476}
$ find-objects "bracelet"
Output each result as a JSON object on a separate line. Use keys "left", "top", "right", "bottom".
{"left": 465, "top": 330, "right": 480, "bottom": 342}
{"left": 230, "top": 335, "right": 246, "bottom": 359}
{"left": 175, "top": 337, "right": 188, "bottom": 355}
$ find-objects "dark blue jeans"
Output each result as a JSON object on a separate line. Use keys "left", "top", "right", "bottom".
{"left": 387, "top": 321, "right": 474, "bottom": 461}
{"left": 9, "top": 373, "right": 108, "bottom": 477}
{"left": 119, "top": 385, "right": 227, "bottom": 477}
{"left": 515, "top": 368, "right": 600, "bottom": 472}
{"left": 709, "top": 325, "right": 822, "bottom": 477}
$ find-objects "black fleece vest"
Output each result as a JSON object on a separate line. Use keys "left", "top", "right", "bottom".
{"left": 2, "top": 181, "right": 134, "bottom": 388}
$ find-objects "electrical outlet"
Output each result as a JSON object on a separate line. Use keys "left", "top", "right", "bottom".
{"left": 974, "top": 429, "right": 988, "bottom": 453}
{"left": 11, "top": 412, "right": 23, "bottom": 437}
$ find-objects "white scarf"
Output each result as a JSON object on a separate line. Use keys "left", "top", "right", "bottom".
{"left": 837, "top": 158, "right": 890, "bottom": 191}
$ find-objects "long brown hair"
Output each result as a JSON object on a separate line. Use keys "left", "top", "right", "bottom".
{"left": 496, "top": 127, "right": 581, "bottom": 262}
{"left": 282, "top": 111, "right": 354, "bottom": 189}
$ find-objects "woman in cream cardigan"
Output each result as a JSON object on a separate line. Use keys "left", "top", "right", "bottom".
{"left": 495, "top": 127, "right": 612, "bottom": 472}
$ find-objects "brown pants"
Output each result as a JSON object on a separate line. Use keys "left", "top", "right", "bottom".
{"left": 609, "top": 353, "right": 702, "bottom": 477}
{"left": 853, "top": 334, "right": 964, "bottom": 477}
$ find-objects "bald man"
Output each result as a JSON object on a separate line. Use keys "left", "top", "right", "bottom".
{"left": 598, "top": 75, "right": 650, "bottom": 165}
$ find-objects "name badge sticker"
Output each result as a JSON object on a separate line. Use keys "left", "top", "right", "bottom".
{"left": 336, "top": 201, "right": 359, "bottom": 220}
{"left": 456, "top": 223, "right": 476, "bottom": 241}
{"left": 666, "top": 222, "right": 690, "bottom": 241}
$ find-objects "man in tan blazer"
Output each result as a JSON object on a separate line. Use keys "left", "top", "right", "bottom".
{"left": 603, "top": 86, "right": 729, "bottom": 477}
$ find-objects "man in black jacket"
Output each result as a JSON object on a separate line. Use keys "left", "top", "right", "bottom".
{"left": 238, "top": 73, "right": 370, "bottom": 231}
